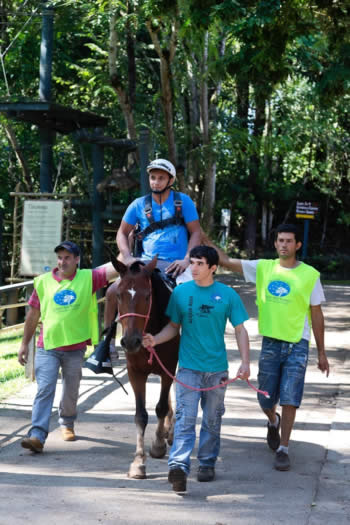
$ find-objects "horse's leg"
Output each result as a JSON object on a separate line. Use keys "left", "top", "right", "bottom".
{"left": 150, "top": 375, "right": 173, "bottom": 459}
{"left": 129, "top": 372, "right": 148, "bottom": 479}
{"left": 164, "top": 389, "right": 175, "bottom": 446}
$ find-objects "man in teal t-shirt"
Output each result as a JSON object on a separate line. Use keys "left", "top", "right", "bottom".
{"left": 142, "top": 245, "right": 250, "bottom": 493}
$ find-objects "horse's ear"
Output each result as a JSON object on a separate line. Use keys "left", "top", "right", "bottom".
{"left": 143, "top": 255, "right": 158, "bottom": 276}
{"left": 104, "top": 244, "right": 128, "bottom": 277}
{"left": 112, "top": 256, "right": 128, "bottom": 276}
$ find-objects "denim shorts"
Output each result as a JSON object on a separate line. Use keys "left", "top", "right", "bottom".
{"left": 257, "top": 336, "right": 309, "bottom": 409}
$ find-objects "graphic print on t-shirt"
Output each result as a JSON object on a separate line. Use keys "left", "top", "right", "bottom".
{"left": 187, "top": 292, "right": 224, "bottom": 321}
{"left": 199, "top": 304, "right": 214, "bottom": 316}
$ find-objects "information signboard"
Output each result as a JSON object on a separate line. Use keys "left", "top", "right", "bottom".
{"left": 296, "top": 201, "right": 319, "bottom": 220}
{"left": 20, "top": 200, "right": 63, "bottom": 276}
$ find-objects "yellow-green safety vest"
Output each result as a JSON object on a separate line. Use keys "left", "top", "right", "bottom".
{"left": 256, "top": 259, "right": 319, "bottom": 343}
{"left": 34, "top": 269, "right": 99, "bottom": 350}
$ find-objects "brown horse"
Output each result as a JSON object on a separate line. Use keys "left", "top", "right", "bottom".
{"left": 112, "top": 256, "right": 179, "bottom": 479}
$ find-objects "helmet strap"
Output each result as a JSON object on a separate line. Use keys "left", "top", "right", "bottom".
{"left": 150, "top": 175, "right": 173, "bottom": 194}
{"left": 151, "top": 185, "right": 171, "bottom": 194}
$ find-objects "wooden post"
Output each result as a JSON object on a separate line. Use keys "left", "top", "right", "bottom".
{"left": 25, "top": 333, "right": 36, "bottom": 381}
{"left": 10, "top": 183, "right": 21, "bottom": 281}
{"left": 24, "top": 285, "right": 36, "bottom": 381}
{"left": 6, "top": 288, "right": 19, "bottom": 325}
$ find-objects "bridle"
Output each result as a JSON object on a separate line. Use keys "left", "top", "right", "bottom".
{"left": 116, "top": 277, "right": 153, "bottom": 336}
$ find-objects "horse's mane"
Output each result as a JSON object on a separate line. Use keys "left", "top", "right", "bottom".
{"left": 128, "top": 261, "right": 146, "bottom": 274}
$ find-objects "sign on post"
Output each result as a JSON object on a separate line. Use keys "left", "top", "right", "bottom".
{"left": 20, "top": 200, "right": 63, "bottom": 276}
{"left": 296, "top": 201, "right": 319, "bottom": 259}
{"left": 296, "top": 201, "right": 319, "bottom": 220}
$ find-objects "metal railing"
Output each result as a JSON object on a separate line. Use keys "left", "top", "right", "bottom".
{"left": 0, "top": 280, "right": 35, "bottom": 379}
{"left": 0, "top": 280, "right": 33, "bottom": 329}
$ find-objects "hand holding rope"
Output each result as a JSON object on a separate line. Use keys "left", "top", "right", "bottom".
{"left": 145, "top": 344, "right": 270, "bottom": 397}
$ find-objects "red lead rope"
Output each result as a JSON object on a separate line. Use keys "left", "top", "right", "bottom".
{"left": 146, "top": 345, "right": 270, "bottom": 397}
{"left": 117, "top": 279, "right": 269, "bottom": 398}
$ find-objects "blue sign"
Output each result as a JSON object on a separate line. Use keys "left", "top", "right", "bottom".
{"left": 54, "top": 290, "right": 77, "bottom": 306}
{"left": 268, "top": 281, "right": 290, "bottom": 297}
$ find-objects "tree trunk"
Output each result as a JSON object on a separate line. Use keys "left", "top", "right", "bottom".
{"left": 261, "top": 202, "right": 267, "bottom": 245}
{"left": 1, "top": 118, "right": 32, "bottom": 191}
{"left": 244, "top": 90, "right": 266, "bottom": 255}
{"left": 236, "top": 75, "right": 249, "bottom": 240}
{"left": 146, "top": 18, "right": 180, "bottom": 184}
{"left": 109, "top": 11, "right": 138, "bottom": 144}
{"left": 201, "top": 32, "right": 226, "bottom": 233}
{"left": 201, "top": 31, "right": 212, "bottom": 230}
{"left": 184, "top": 54, "right": 201, "bottom": 201}
{"left": 261, "top": 99, "right": 273, "bottom": 246}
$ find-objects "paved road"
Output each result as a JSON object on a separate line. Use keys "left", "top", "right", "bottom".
{"left": 0, "top": 283, "right": 349, "bottom": 525}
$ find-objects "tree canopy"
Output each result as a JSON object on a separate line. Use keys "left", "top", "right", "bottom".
{"left": 0, "top": 0, "right": 349, "bottom": 281}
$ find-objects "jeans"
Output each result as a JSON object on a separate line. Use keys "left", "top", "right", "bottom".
{"left": 29, "top": 347, "right": 85, "bottom": 444}
{"left": 258, "top": 336, "right": 309, "bottom": 410}
{"left": 168, "top": 367, "right": 227, "bottom": 476}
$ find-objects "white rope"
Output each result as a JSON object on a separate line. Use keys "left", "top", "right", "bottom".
{"left": 0, "top": 49, "right": 10, "bottom": 96}
{"left": 0, "top": 4, "right": 41, "bottom": 59}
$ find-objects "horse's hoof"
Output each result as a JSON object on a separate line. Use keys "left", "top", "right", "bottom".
{"left": 149, "top": 442, "right": 167, "bottom": 459}
{"left": 128, "top": 464, "right": 147, "bottom": 479}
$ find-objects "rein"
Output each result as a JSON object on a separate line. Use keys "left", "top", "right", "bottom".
{"left": 117, "top": 276, "right": 269, "bottom": 398}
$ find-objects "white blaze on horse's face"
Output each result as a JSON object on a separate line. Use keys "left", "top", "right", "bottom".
{"left": 128, "top": 287, "right": 136, "bottom": 299}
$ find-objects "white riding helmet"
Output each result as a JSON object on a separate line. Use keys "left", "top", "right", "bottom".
{"left": 146, "top": 158, "right": 176, "bottom": 179}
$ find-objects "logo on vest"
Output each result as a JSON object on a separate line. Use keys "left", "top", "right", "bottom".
{"left": 54, "top": 289, "right": 77, "bottom": 306}
{"left": 268, "top": 280, "right": 290, "bottom": 297}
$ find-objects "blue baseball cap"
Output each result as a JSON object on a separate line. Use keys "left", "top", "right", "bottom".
{"left": 54, "top": 241, "right": 80, "bottom": 256}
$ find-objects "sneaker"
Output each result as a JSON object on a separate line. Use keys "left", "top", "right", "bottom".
{"left": 197, "top": 466, "right": 215, "bottom": 482}
{"left": 61, "top": 427, "right": 75, "bottom": 441}
{"left": 274, "top": 450, "right": 290, "bottom": 471}
{"left": 168, "top": 468, "right": 187, "bottom": 492}
{"left": 21, "top": 437, "right": 43, "bottom": 453}
{"left": 267, "top": 412, "right": 281, "bottom": 451}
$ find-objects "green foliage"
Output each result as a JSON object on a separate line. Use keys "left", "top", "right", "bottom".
{"left": 0, "top": 328, "right": 29, "bottom": 402}
{"left": 305, "top": 254, "right": 350, "bottom": 280}
{"left": 0, "top": 0, "right": 350, "bottom": 280}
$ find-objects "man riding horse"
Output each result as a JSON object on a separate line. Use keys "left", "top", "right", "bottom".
{"left": 104, "top": 158, "right": 201, "bottom": 347}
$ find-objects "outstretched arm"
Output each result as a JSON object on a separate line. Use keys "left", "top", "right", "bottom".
{"left": 311, "top": 304, "right": 329, "bottom": 377}
{"left": 200, "top": 228, "right": 243, "bottom": 273}
{"left": 142, "top": 321, "right": 180, "bottom": 348}
{"left": 234, "top": 323, "right": 250, "bottom": 379}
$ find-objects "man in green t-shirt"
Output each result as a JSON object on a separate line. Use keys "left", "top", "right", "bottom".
{"left": 219, "top": 223, "right": 330, "bottom": 472}
{"left": 142, "top": 245, "right": 250, "bottom": 493}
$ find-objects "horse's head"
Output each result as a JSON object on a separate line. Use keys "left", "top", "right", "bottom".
{"left": 113, "top": 256, "right": 158, "bottom": 354}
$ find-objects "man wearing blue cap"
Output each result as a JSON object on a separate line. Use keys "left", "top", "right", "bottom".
{"left": 18, "top": 241, "right": 118, "bottom": 453}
